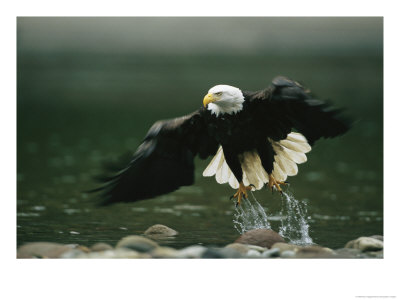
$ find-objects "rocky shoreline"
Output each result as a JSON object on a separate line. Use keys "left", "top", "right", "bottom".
{"left": 17, "top": 224, "right": 383, "bottom": 259}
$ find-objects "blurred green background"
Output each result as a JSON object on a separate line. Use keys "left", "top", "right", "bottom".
{"left": 17, "top": 17, "right": 383, "bottom": 249}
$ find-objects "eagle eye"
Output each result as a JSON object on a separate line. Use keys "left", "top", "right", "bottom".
{"left": 215, "top": 92, "right": 223, "bottom": 96}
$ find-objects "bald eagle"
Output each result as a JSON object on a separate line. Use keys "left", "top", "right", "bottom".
{"left": 94, "top": 76, "right": 350, "bottom": 206}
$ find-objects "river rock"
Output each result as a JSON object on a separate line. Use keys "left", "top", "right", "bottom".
{"left": 334, "top": 248, "right": 363, "bottom": 258}
{"left": 91, "top": 243, "right": 113, "bottom": 252}
{"left": 17, "top": 242, "right": 81, "bottom": 258}
{"left": 176, "top": 245, "right": 207, "bottom": 258}
{"left": 218, "top": 247, "right": 243, "bottom": 258}
{"left": 66, "top": 248, "right": 150, "bottom": 258}
{"left": 224, "top": 243, "right": 251, "bottom": 255}
{"left": 261, "top": 248, "right": 280, "bottom": 258}
{"left": 201, "top": 248, "right": 225, "bottom": 258}
{"left": 150, "top": 246, "right": 180, "bottom": 258}
{"left": 247, "top": 245, "right": 268, "bottom": 252}
{"left": 116, "top": 235, "right": 158, "bottom": 252}
{"left": 235, "top": 229, "right": 285, "bottom": 248}
{"left": 281, "top": 250, "right": 296, "bottom": 258}
{"left": 200, "top": 247, "right": 242, "bottom": 258}
{"left": 144, "top": 224, "right": 178, "bottom": 239}
{"left": 245, "top": 249, "right": 262, "bottom": 258}
{"left": 369, "top": 235, "right": 383, "bottom": 241}
{"left": 295, "top": 246, "right": 335, "bottom": 258}
{"left": 59, "top": 249, "right": 84, "bottom": 258}
{"left": 345, "top": 237, "right": 383, "bottom": 252}
{"left": 364, "top": 250, "right": 383, "bottom": 258}
{"left": 271, "top": 242, "right": 300, "bottom": 254}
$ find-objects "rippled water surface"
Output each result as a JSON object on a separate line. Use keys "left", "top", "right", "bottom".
{"left": 17, "top": 53, "right": 383, "bottom": 250}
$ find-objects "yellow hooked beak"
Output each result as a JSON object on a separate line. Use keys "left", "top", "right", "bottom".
{"left": 203, "top": 93, "right": 216, "bottom": 107}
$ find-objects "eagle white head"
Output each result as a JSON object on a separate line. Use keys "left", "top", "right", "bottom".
{"left": 203, "top": 85, "right": 245, "bottom": 117}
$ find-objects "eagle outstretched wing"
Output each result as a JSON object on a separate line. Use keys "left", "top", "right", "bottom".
{"left": 243, "top": 76, "right": 351, "bottom": 145}
{"left": 94, "top": 110, "right": 219, "bottom": 205}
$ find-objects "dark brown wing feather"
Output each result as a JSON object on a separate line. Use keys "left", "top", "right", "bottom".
{"left": 95, "top": 109, "right": 218, "bottom": 205}
{"left": 243, "top": 76, "right": 351, "bottom": 145}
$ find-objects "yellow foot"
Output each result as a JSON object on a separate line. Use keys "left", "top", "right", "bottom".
{"left": 230, "top": 182, "right": 254, "bottom": 207}
{"left": 268, "top": 174, "right": 287, "bottom": 193}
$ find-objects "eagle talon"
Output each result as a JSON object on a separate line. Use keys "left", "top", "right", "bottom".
{"left": 231, "top": 182, "right": 253, "bottom": 206}
{"left": 268, "top": 174, "right": 286, "bottom": 193}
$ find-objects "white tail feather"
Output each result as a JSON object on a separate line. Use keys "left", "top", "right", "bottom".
{"left": 215, "top": 157, "right": 224, "bottom": 183}
{"left": 272, "top": 161, "right": 287, "bottom": 182}
{"left": 271, "top": 142, "right": 308, "bottom": 164}
{"left": 287, "top": 132, "right": 308, "bottom": 143}
{"left": 241, "top": 152, "right": 263, "bottom": 190}
{"left": 229, "top": 172, "right": 240, "bottom": 189}
{"left": 216, "top": 161, "right": 230, "bottom": 184}
{"left": 275, "top": 155, "right": 298, "bottom": 176}
{"left": 202, "top": 147, "right": 223, "bottom": 176}
{"left": 279, "top": 139, "right": 311, "bottom": 153}
{"left": 203, "top": 132, "right": 311, "bottom": 190}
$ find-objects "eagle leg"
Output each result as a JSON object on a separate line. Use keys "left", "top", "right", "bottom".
{"left": 231, "top": 182, "right": 254, "bottom": 207}
{"left": 268, "top": 174, "right": 286, "bottom": 193}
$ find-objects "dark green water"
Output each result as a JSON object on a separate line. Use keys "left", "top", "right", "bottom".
{"left": 17, "top": 53, "right": 383, "bottom": 250}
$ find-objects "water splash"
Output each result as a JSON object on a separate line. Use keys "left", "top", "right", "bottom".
{"left": 233, "top": 192, "right": 271, "bottom": 234}
{"left": 232, "top": 188, "right": 313, "bottom": 246}
{"left": 279, "top": 189, "right": 313, "bottom": 245}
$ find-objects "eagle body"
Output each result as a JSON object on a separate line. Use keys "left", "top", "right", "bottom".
{"left": 95, "top": 76, "right": 350, "bottom": 205}
{"left": 203, "top": 103, "right": 277, "bottom": 184}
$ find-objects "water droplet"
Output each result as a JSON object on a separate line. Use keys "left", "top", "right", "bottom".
{"left": 233, "top": 193, "right": 271, "bottom": 234}
{"left": 279, "top": 190, "right": 313, "bottom": 245}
